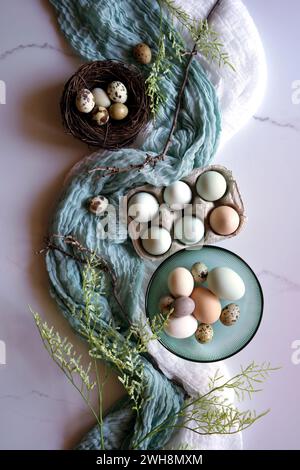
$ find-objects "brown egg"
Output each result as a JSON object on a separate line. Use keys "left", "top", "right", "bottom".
{"left": 209, "top": 205, "right": 240, "bottom": 235}
{"left": 133, "top": 43, "right": 152, "bottom": 64}
{"left": 190, "top": 286, "right": 221, "bottom": 324}
{"left": 109, "top": 103, "right": 128, "bottom": 120}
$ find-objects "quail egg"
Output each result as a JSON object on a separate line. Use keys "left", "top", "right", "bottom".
{"left": 195, "top": 323, "right": 214, "bottom": 343}
{"left": 107, "top": 81, "right": 128, "bottom": 103}
{"left": 92, "top": 106, "right": 109, "bottom": 126}
{"left": 191, "top": 262, "right": 208, "bottom": 284}
{"left": 159, "top": 295, "right": 174, "bottom": 315}
{"left": 75, "top": 88, "right": 95, "bottom": 113}
{"left": 133, "top": 43, "right": 152, "bottom": 64}
{"left": 220, "top": 303, "right": 240, "bottom": 326}
{"left": 88, "top": 195, "right": 109, "bottom": 215}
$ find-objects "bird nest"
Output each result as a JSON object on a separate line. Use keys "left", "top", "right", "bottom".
{"left": 60, "top": 60, "right": 149, "bottom": 150}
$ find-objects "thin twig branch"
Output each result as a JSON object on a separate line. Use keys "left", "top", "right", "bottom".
{"left": 38, "top": 234, "right": 128, "bottom": 322}
{"left": 89, "top": 1, "right": 221, "bottom": 178}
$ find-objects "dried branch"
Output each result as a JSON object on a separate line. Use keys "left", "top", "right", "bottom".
{"left": 88, "top": 1, "right": 221, "bottom": 178}
{"left": 38, "top": 234, "right": 128, "bottom": 322}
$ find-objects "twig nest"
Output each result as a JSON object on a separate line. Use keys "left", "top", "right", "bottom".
{"left": 61, "top": 60, "right": 149, "bottom": 149}
{"left": 133, "top": 43, "right": 152, "bottom": 64}
{"left": 107, "top": 81, "right": 128, "bottom": 103}
{"left": 89, "top": 196, "right": 109, "bottom": 215}
{"left": 109, "top": 103, "right": 128, "bottom": 120}
{"left": 76, "top": 88, "right": 95, "bottom": 113}
{"left": 92, "top": 106, "right": 110, "bottom": 126}
{"left": 195, "top": 324, "right": 214, "bottom": 343}
{"left": 92, "top": 88, "right": 111, "bottom": 108}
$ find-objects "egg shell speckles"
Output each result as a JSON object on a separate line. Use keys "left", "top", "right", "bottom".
{"left": 191, "top": 262, "right": 208, "bottom": 283}
{"left": 75, "top": 88, "right": 95, "bottom": 113}
{"left": 88, "top": 195, "right": 109, "bottom": 215}
{"left": 92, "top": 106, "right": 109, "bottom": 126}
{"left": 107, "top": 81, "right": 128, "bottom": 104}
{"left": 220, "top": 303, "right": 240, "bottom": 326}
{"left": 159, "top": 295, "right": 174, "bottom": 315}
{"left": 133, "top": 43, "right": 152, "bottom": 64}
{"left": 195, "top": 323, "right": 214, "bottom": 343}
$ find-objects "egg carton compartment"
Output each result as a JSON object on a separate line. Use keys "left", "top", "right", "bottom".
{"left": 125, "top": 165, "right": 246, "bottom": 261}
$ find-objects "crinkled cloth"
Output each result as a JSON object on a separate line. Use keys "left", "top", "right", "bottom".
{"left": 47, "top": 0, "right": 265, "bottom": 450}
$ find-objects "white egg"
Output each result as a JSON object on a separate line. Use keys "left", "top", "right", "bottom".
{"left": 196, "top": 171, "right": 227, "bottom": 202}
{"left": 91, "top": 88, "right": 111, "bottom": 108}
{"left": 207, "top": 267, "right": 245, "bottom": 301}
{"left": 75, "top": 88, "right": 95, "bottom": 113}
{"left": 164, "top": 314, "right": 198, "bottom": 339}
{"left": 128, "top": 192, "right": 159, "bottom": 223}
{"left": 107, "top": 81, "right": 128, "bottom": 103}
{"left": 163, "top": 181, "right": 192, "bottom": 209}
{"left": 141, "top": 226, "right": 172, "bottom": 256}
{"left": 174, "top": 216, "right": 204, "bottom": 245}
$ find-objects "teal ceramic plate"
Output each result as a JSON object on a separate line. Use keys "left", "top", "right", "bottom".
{"left": 145, "top": 246, "right": 263, "bottom": 362}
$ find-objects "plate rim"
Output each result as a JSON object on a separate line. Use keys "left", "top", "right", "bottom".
{"left": 145, "top": 245, "right": 264, "bottom": 363}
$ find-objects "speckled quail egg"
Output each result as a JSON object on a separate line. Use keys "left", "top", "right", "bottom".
{"left": 191, "top": 262, "right": 208, "bottom": 284}
{"left": 220, "top": 303, "right": 240, "bottom": 326}
{"left": 92, "top": 106, "right": 109, "bottom": 126}
{"left": 195, "top": 323, "right": 214, "bottom": 344}
{"left": 109, "top": 103, "right": 129, "bottom": 120}
{"left": 91, "top": 88, "right": 111, "bottom": 108}
{"left": 107, "top": 81, "right": 128, "bottom": 103}
{"left": 75, "top": 88, "right": 95, "bottom": 113}
{"left": 88, "top": 195, "right": 109, "bottom": 215}
{"left": 159, "top": 295, "right": 174, "bottom": 315}
{"left": 133, "top": 43, "right": 152, "bottom": 64}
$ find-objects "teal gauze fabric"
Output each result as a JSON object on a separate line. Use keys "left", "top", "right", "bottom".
{"left": 48, "top": 0, "right": 221, "bottom": 450}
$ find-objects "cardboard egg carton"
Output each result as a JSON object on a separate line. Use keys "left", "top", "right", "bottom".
{"left": 125, "top": 165, "right": 246, "bottom": 261}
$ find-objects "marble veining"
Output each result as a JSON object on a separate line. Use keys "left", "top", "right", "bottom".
{"left": 0, "top": 42, "right": 77, "bottom": 61}
{"left": 253, "top": 115, "right": 300, "bottom": 132}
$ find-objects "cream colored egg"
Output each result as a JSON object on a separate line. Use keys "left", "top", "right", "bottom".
{"left": 196, "top": 171, "right": 227, "bottom": 202}
{"left": 207, "top": 267, "right": 245, "bottom": 301}
{"left": 141, "top": 226, "right": 172, "bottom": 256}
{"left": 128, "top": 192, "right": 159, "bottom": 223}
{"left": 75, "top": 88, "right": 95, "bottom": 113}
{"left": 164, "top": 314, "right": 198, "bottom": 339}
{"left": 167, "top": 267, "right": 194, "bottom": 298}
{"left": 163, "top": 181, "right": 192, "bottom": 210}
{"left": 107, "top": 81, "right": 128, "bottom": 103}
{"left": 91, "top": 88, "right": 111, "bottom": 108}
{"left": 174, "top": 216, "right": 204, "bottom": 245}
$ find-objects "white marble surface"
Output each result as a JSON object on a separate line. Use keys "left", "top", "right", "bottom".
{"left": 0, "top": 0, "right": 300, "bottom": 450}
